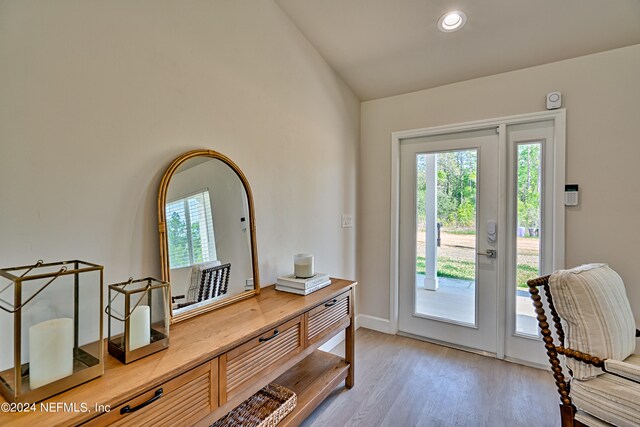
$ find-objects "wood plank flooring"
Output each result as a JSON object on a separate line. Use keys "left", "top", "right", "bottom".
{"left": 302, "top": 328, "right": 559, "bottom": 427}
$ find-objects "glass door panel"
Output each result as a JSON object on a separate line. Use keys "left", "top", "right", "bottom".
{"left": 415, "top": 150, "right": 477, "bottom": 326}
{"left": 515, "top": 142, "right": 542, "bottom": 336}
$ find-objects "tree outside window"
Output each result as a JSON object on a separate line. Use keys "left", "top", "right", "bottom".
{"left": 166, "top": 190, "right": 217, "bottom": 269}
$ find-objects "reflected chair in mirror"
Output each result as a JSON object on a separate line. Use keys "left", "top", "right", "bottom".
{"left": 528, "top": 263, "right": 640, "bottom": 427}
{"left": 173, "top": 263, "right": 231, "bottom": 309}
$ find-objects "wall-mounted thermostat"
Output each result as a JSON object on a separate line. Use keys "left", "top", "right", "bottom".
{"left": 565, "top": 184, "right": 579, "bottom": 206}
{"left": 547, "top": 91, "right": 562, "bottom": 110}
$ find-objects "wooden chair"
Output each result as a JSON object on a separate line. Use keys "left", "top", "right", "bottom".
{"left": 528, "top": 264, "right": 640, "bottom": 427}
{"left": 174, "top": 263, "right": 231, "bottom": 309}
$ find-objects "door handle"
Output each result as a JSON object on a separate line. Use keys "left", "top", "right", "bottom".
{"left": 477, "top": 249, "right": 497, "bottom": 258}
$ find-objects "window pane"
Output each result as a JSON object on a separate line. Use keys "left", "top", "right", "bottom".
{"left": 203, "top": 192, "right": 216, "bottom": 261}
{"left": 415, "top": 149, "right": 477, "bottom": 326}
{"left": 166, "top": 200, "right": 190, "bottom": 269}
{"left": 188, "top": 195, "right": 206, "bottom": 264}
{"left": 515, "top": 143, "right": 542, "bottom": 336}
{"left": 167, "top": 190, "right": 217, "bottom": 269}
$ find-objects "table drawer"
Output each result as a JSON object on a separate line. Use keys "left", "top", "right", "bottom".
{"left": 220, "top": 316, "right": 302, "bottom": 403}
{"left": 306, "top": 291, "right": 351, "bottom": 346}
{"left": 85, "top": 360, "right": 216, "bottom": 427}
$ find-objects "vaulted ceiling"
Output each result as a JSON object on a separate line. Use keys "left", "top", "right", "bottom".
{"left": 276, "top": 0, "right": 640, "bottom": 100}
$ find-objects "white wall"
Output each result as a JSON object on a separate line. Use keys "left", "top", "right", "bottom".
{"left": 359, "top": 44, "right": 640, "bottom": 324}
{"left": 0, "top": 0, "right": 359, "bottom": 351}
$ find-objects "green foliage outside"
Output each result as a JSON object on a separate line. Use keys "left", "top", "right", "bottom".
{"left": 168, "top": 212, "right": 188, "bottom": 268}
{"left": 191, "top": 223, "right": 203, "bottom": 263}
{"left": 416, "top": 256, "right": 475, "bottom": 281}
{"left": 517, "top": 144, "right": 541, "bottom": 231}
{"left": 414, "top": 145, "right": 542, "bottom": 288}
{"left": 417, "top": 151, "right": 477, "bottom": 229}
{"left": 515, "top": 263, "right": 539, "bottom": 288}
{"left": 417, "top": 144, "right": 541, "bottom": 233}
{"left": 416, "top": 256, "right": 538, "bottom": 288}
{"left": 167, "top": 211, "right": 204, "bottom": 268}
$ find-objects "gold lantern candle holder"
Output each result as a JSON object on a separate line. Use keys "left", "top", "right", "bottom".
{"left": 0, "top": 260, "right": 104, "bottom": 403}
{"left": 106, "top": 277, "right": 170, "bottom": 364}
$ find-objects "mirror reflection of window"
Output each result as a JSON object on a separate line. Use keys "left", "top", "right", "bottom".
{"left": 166, "top": 190, "right": 217, "bottom": 269}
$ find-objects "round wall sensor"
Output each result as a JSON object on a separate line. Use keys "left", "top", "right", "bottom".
{"left": 546, "top": 92, "right": 562, "bottom": 109}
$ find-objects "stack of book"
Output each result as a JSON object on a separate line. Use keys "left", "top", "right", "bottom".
{"left": 275, "top": 273, "right": 331, "bottom": 295}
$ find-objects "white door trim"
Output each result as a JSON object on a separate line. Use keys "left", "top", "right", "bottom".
{"left": 496, "top": 123, "right": 507, "bottom": 359}
{"left": 389, "top": 109, "right": 566, "bottom": 335}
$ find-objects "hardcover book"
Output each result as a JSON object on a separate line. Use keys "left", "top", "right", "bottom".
{"left": 275, "top": 280, "right": 332, "bottom": 295}
{"left": 276, "top": 273, "right": 330, "bottom": 290}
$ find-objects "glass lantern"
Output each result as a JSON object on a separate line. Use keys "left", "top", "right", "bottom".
{"left": 0, "top": 260, "right": 104, "bottom": 403}
{"left": 106, "top": 277, "right": 170, "bottom": 364}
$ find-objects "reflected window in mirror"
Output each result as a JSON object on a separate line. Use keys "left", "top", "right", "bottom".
{"left": 166, "top": 189, "right": 217, "bottom": 269}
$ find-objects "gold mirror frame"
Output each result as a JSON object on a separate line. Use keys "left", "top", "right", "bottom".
{"left": 158, "top": 149, "right": 260, "bottom": 324}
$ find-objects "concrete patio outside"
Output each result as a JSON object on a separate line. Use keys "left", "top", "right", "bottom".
{"left": 415, "top": 275, "right": 539, "bottom": 335}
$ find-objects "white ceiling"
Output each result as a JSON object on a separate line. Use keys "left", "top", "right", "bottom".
{"left": 276, "top": 0, "right": 640, "bottom": 100}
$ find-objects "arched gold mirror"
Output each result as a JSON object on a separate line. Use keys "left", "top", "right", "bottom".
{"left": 158, "top": 150, "right": 259, "bottom": 323}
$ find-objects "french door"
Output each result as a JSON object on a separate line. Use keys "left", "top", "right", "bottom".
{"left": 398, "top": 129, "right": 499, "bottom": 353}
{"left": 396, "top": 116, "right": 563, "bottom": 366}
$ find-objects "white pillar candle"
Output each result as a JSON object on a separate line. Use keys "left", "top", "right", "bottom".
{"left": 294, "top": 254, "right": 314, "bottom": 279}
{"left": 29, "top": 318, "right": 74, "bottom": 390}
{"left": 129, "top": 305, "right": 151, "bottom": 351}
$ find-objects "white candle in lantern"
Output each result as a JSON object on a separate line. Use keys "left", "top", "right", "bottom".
{"left": 294, "top": 254, "right": 314, "bottom": 278}
{"left": 29, "top": 318, "right": 74, "bottom": 390}
{"left": 129, "top": 305, "right": 151, "bottom": 351}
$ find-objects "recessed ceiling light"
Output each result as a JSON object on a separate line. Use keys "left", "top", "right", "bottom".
{"left": 438, "top": 11, "right": 467, "bottom": 32}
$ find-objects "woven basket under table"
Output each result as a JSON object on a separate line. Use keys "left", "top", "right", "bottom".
{"left": 212, "top": 383, "right": 297, "bottom": 427}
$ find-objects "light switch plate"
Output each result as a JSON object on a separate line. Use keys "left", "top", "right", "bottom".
{"left": 341, "top": 214, "right": 353, "bottom": 228}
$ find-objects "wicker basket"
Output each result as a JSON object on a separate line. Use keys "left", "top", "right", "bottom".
{"left": 212, "top": 383, "right": 297, "bottom": 427}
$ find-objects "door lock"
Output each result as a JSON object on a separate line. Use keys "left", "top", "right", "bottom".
{"left": 477, "top": 249, "right": 497, "bottom": 258}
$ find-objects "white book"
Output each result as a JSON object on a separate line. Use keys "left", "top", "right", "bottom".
{"left": 276, "top": 273, "right": 330, "bottom": 290}
{"left": 275, "top": 280, "right": 332, "bottom": 295}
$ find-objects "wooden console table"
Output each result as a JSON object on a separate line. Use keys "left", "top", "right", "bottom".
{"left": 0, "top": 279, "right": 356, "bottom": 426}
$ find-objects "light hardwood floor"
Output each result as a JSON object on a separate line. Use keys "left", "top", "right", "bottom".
{"left": 302, "top": 328, "right": 559, "bottom": 427}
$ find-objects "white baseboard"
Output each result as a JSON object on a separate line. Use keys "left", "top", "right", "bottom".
{"left": 319, "top": 331, "right": 345, "bottom": 352}
{"left": 356, "top": 314, "right": 394, "bottom": 334}
{"left": 503, "top": 356, "right": 549, "bottom": 371}
{"left": 319, "top": 314, "right": 395, "bottom": 351}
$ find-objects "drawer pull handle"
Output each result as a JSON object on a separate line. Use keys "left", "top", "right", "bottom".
{"left": 120, "top": 388, "right": 163, "bottom": 415}
{"left": 325, "top": 299, "right": 338, "bottom": 307}
{"left": 259, "top": 329, "right": 279, "bottom": 342}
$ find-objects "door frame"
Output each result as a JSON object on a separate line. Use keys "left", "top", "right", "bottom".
{"left": 389, "top": 109, "right": 566, "bottom": 360}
